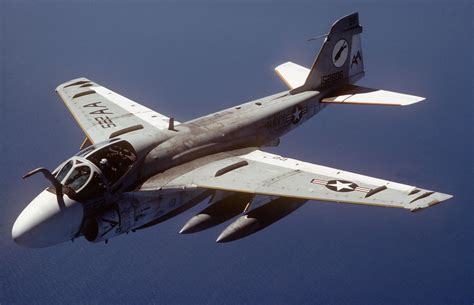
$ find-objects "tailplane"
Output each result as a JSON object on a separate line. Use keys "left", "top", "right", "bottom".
{"left": 275, "top": 13, "right": 425, "bottom": 106}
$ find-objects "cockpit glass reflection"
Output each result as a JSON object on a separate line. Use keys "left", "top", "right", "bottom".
{"left": 56, "top": 160, "right": 73, "bottom": 183}
{"left": 65, "top": 165, "right": 91, "bottom": 191}
{"left": 86, "top": 141, "right": 137, "bottom": 185}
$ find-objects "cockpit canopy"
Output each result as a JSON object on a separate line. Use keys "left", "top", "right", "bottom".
{"left": 55, "top": 158, "right": 105, "bottom": 198}
{"left": 53, "top": 140, "right": 137, "bottom": 199}
{"left": 82, "top": 140, "right": 137, "bottom": 185}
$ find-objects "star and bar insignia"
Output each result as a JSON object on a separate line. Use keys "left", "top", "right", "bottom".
{"left": 310, "top": 178, "right": 371, "bottom": 193}
{"left": 287, "top": 105, "right": 308, "bottom": 125}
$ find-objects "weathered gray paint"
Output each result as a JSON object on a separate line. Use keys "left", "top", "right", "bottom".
{"left": 13, "top": 13, "right": 452, "bottom": 248}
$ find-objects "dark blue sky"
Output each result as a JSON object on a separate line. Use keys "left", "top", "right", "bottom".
{"left": 1, "top": 1, "right": 472, "bottom": 305}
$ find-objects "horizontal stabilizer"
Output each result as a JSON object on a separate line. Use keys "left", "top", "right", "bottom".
{"left": 322, "top": 85, "right": 425, "bottom": 106}
{"left": 275, "top": 62, "right": 310, "bottom": 89}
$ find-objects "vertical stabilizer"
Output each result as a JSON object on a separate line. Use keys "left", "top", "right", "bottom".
{"left": 292, "top": 13, "right": 364, "bottom": 94}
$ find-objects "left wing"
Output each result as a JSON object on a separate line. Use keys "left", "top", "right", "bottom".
{"left": 56, "top": 77, "right": 178, "bottom": 144}
{"left": 144, "top": 149, "right": 452, "bottom": 212}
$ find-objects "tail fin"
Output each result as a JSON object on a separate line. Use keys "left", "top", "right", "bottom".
{"left": 292, "top": 12, "right": 364, "bottom": 94}
{"left": 276, "top": 13, "right": 425, "bottom": 106}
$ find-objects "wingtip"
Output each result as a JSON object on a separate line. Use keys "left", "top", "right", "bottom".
{"left": 56, "top": 77, "right": 91, "bottom": 91}
{"left": 274, "top": 61, "right": 294, "bottom": 71}
{"left": 400, "top": 96, "right": 426, "bottom": 106}
{"left": 409, "top": 192, "right": 453, "bottom": 212}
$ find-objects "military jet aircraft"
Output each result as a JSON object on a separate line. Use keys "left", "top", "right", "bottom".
{"left": 13, "top": 13, "right": 452, "bottom": 248}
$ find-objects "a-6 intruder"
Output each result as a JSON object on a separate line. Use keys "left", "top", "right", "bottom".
{"left": 13, "top": 13, "right": 452, "bottom": 248}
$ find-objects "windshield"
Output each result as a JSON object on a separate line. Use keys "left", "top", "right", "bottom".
{"left": 56, "top": 160, "right": 73, "bottom": 182}
{"left": 54, "top": 158, "right": 107, "bottom": 199}
{"left": 64, "top": 165, "right": 91, "bottom": 192}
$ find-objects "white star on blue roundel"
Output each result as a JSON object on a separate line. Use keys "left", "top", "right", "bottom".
{"left": 291, "top": 105, "right": 303, "bottom": 124}
{"left": 326, "top": 180, "right": 358, "bottom": 192}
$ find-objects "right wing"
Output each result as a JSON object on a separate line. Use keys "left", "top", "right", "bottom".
{"left": 56, "top": 77, "right": 178, "bottom": 144}
{"left": 141, "top": 149, "right": 452, "bottom": 212}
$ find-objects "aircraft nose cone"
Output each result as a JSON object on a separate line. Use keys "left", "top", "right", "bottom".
{"left": 12, "top": 189, "right": 84, "bottom": 248}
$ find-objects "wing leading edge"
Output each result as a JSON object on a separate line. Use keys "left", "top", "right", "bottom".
{"left": 146, "top": 149, "right": 452, "bottom": 212}
{"left": 56, "top": 77, "right": 178, "bottom": 144}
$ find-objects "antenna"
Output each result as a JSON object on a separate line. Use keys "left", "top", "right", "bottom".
{"left": 307, "top": 33, "right": 329, "bottom": 42}
{"left": 168, "top": 117, "right": 176, "bottom": 131}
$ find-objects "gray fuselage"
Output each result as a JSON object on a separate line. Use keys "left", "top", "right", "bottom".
{"left": 138, "top": 90, "right": 324, "bottom": 186}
